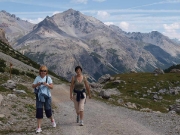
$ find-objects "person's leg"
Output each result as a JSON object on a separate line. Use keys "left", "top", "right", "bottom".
{"left": 36, "top": 94, "right": 43, "bottom": 132}
{"left": 44, "top": 97, "right": 56, "bottom": 127}
{"left": 79, "top": 111, "right": 84, "bottom": 120}
{"left": 73, "top": 94, "right": 80, "bottom": 122}
{"left": 79, "top": 93, "right": 86, "bottom": 126}
{"left": 37, "top": 119, "right": 42, "bottom": 128}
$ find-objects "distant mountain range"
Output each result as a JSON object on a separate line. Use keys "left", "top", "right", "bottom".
{"left": 1, "top": 9, "right": 180, "bottom": 81}
{"left": 0, "top": 10, "right": 34, "bottom": 45}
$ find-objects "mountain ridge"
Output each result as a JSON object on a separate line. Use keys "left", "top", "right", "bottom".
{"left": 0, "top": 10, "right": 34, "bottom": 45}
{"left": 1, "top": 9, "right": 180, "bottom": 80}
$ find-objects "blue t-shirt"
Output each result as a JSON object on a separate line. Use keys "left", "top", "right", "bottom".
{"left": 33, "top": 75, "right": 52, "bottom": 97}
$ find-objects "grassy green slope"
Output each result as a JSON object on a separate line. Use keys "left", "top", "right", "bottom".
{"left": 102, "top": 73, "right": 180, "bottom": 113}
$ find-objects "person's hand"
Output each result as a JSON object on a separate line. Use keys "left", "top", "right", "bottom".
{"left": 37, "top": 82, "right": 41, "bottom": 86}
{"left": 43, "top": 82, "right": 48, "bottom": 86}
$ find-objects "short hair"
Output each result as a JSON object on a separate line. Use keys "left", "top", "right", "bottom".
{"left": 75, "top": 66, "right": 82, "bottom": 72}
{"left": 39, "top": 65, "right": 48, "bottom": 75}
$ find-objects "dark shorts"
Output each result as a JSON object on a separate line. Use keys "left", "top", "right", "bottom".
{"left": 36, "top": 94, "right": 52, "bottom": 119}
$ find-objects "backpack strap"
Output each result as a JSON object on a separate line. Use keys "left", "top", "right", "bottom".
{"left": 46, "top": 76, "right": 48, "bottom": 83}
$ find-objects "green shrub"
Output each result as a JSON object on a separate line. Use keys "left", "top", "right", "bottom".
{"left": 20, "top": 71, "right": 25, "bottom": 75}
{"left": 0, "top": 59, "right": 6, "bottom": 68}
{"left": 26, "top": 72, "right": 36, "bottom": 79}
{"left": 11, "top": 68, "right": 20, "bottom": 75}
{"left": 0, "top": 67, "right": 5, "bottom": 73}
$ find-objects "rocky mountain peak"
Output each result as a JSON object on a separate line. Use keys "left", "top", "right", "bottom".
{"left": 1, "top": 10, "right": 19, "bottom": 20}
{"left": 0, "top": 10, "right": 34, "bottom": 45}
{"left": 63, "top": 8, "right": 81, "bottom": 16}
{"left": 150, "top": 31, "right": 163, "bottom": 38}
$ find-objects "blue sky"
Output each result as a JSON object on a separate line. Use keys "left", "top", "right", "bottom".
{"left": 0, "top": 0, "right": 180, "bottom": 40}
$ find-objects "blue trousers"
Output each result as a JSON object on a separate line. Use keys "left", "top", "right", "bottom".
{"left": 36, "top": 94, "right": 52, "bottom": 119}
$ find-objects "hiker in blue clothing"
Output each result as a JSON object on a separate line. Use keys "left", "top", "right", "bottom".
{"left": 32, "top": 65, "right": 56, "bottom": 133}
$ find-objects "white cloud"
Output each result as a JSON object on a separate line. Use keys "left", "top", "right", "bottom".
{"left": 163, "top": 23, "right": 180, "bottom": 30}
{"left": 93, "top": 0, "right": 106, "bottom": 2}
{"left": 53, "top": 11, "right": 61, "bottom": 15}
{"left": 165, "top": 0, "right": 180, "bottom": 3}
{"left": 97, "top": 11, "right": 110, "bottom": 19}
{"left": 25, "top": 18, "right": 44, "bottom": 24}
{"left": 163, "top": 22, "right": 180, "bottom": 39}
{"left": 127, "top": 0, "right": 180, "bottom": 9}
{"left": 119, "top": 22, "right": 130, "bottom": 31}
{"left": 71, "top": 0, "right": 88, "bottom": 4}
{"left": 104, "top": 22, "right": 114, "bottom": 26}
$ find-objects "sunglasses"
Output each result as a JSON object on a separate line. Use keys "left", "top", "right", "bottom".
{"left": 40, "top": 70, "right": 47, "bottom": 72}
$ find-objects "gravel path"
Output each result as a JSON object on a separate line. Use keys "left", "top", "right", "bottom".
{"left": 49, "top": 84, "right": 180, "bottom": 135}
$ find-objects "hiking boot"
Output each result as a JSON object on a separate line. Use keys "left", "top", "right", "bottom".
{"left": 52, "top": 119, "right": 56, "bottom": 127}
{"left": 76, "top": 115, "right": 79, "bottom": 123}
{"left": 79, "top": 120, "right": 84, "bottom": 126}
{"left": 36, "top": 128, "right": 42, "bottom": 133}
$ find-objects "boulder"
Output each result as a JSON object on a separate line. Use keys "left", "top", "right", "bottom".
{"left": 113, "top": 80, "right": 121, "bottom": 85}
{"left": 0, "top": 114, "right": 5, "bottom": 118}
{"left": 176, "top": 99, "right": 180, "bottom": 103}
{"left": 1, "top": 80, "right": 16, "bottom": 90}
{"left": 99, "top": 90, "right": 110, "bottom": 99}
{"left": 125, "top": 102, "right": 137, "bottom": 109}
{"left": 130, "top": 70, "right": 137, "bottom": 73}
{"left": 158, "top": 89, "right": 167, "bottom": 94}
{"left": 89, "top": 82, "right": 103, "bottom": 89}
{"left": 117, "top": 99, "right": 124, "bottom": 104}
{"left": 169, "top": 87, "right": 180, "bottom": 95}
{"left": 140, "top": 108, "right": 152, "bottom": 112}
{"left": 153, "top": 94, "right": 163, "bottom": 101}
{"left": 99, "top": 88, "right": 121, "bottom": 99}
{"left": 7, "top": 94, "right": 17, "bottom": 99}
{"left": 169, "top": 104, "right": 180, "bottom": 113}
{"left": 170, "top": 69, "right": 180, "bottom": 73}
{"left": 153, "top": 68, "right": 164, "bottom": 74}
{"left": 98, "top": 74, "right": 111, "bottom": 84}
{"left": 13, "top": 89, "right": 27, "bottom": 94}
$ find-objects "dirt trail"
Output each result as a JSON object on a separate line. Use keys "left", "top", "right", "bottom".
{"left": 50, "top": 84, "right": 162, "bottom": 135}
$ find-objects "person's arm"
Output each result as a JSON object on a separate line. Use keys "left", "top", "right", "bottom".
{"left": 32, "top": 82, "right": 41, "bottom": 88}
{"left": 32, "top": 77, "right": 41, "bottom": 88}
{"left": 44, "top": 76, "right": 53, "bottom": 89}
{"left": 44, "top": 83, "right": 53, "bottom": 89}
{"left": 84, "top": 77, "right": 91, "bottom": 99}
{"left": 70, "top": 77, "right": 74, "bottom": 100}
